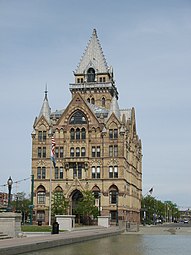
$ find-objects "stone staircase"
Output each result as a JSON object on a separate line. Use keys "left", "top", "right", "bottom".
{"left": 0, "top": 232, "right": 12, "bottom": 240}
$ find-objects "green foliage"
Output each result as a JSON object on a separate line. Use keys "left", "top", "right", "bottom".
{"left": 141, "top": 195, "right": 180, "bottom": 224}
{"left": 75, "top": 190, "right": 99, "bottom": 225}
{"left": 11, "top": 192, "right": 31, "bottom": 222}
{"left": 51, "top": 191, "right": 69, "bottom": 216}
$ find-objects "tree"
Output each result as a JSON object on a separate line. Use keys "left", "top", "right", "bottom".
{"left": 75, "top": 190, "right": 99, "bottom": 225}
{"left": 11, "top": 192, "right": 31, "bottom": 223}
{"left": 51, "top": 190, "right": 69, "bottom": 217}
{"left": 141, "top": 195, "right": 180, "bottom": 224}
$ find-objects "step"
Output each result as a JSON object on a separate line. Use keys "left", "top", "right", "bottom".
{"left": 0, "top": 233, "right": 12, "bottom": 240}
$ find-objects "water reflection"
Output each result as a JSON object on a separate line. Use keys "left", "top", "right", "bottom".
{"left": 23, "top": 234, "right": 191, "bottom": 255}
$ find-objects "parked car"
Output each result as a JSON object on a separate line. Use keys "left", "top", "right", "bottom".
{"left": 184, "top": 219, "right": 189, "bottom": 224}
{"left": 155, "top": 219, "right": 162, "bottom": 224}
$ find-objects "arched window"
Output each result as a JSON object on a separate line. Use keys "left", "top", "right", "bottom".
{"left": 70, "top": 128, "right": 75, "bottom": 140}
{"left": 109, "top": 185, "right": 118, "bottom": 204}
{"left": 87, "top": 68, "right": 95, "bottom": 82}
{"left": 70, "top": 147, "right": 74, "bottom": 157}
{"left": 92, "top": 186, "right": 101, "bottom": 209}
{"left": 76, "top": 128, "right": 80, "bottom": 140}
{"left": 81, "top": 128, "right": 86, "bottom": 140}
{"left": 76, "top": 147, "right": 80, "bottom": 157}
{"left": 60, "top": 167, "right": 63, "bottom": 179}
{"left": 37, "top": 186, "right": 46, "bottom": 204}
{"left": 87, "top": 98, "right": 90, "bottom": 103}
{"left": 81, "top": 147, "right": 86, "bottom": 157}
{"left": 102, "top": 97, "right": 105, "bottom": 107}
{"left": 69, "top": 110, "right": 87, "bottom": 124}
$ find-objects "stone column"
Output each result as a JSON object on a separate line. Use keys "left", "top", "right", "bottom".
{"left": 0, "top": 212, "right": 22, "bottom": 237}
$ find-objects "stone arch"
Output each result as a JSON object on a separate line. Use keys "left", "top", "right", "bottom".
{"left": 69, "top": 110, "right": 87, "bottom": 124}
{"left": 54, "top": 185, "right": 63, "bottom": 192}
{"left": 87, "top": 67, "right": 95, "bottom": 82}
{"left": 109, "top": 184, "right": 118, "bottom": 205}
{"left": 36, "top": 185, "right": 46, "bottom": 205}
{"left": 108, "top": 121, "right": 118, "bottom": 129}
{"left": 69, "top": 189, "right": 83, "bottom": 223}
{"left": 92, "top": 186, "right": 101, "bottom": 211}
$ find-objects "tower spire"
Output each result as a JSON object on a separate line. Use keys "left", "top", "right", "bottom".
{"left": 38, "top": 87, "right": 51, "bottom": 123}
{"left": 75, "top": 28, "right": 108, "bottom": 74}
{"left": 45, "top": 84, "right": 48, "bottom": 100}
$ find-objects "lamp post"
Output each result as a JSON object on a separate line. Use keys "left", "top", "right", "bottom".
{"left": 99, "top": 192, "right": 101, "bottom": 216}
{"left": 116, "top": 191, "right": 119, "bottom": 226}
{"left": 7, "top": 176, "right": 13, "bottom": 212}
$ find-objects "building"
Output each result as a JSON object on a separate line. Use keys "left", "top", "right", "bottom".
{"left": 0, "top": 192, "right": 8, "bottom": 210}
{"left": 31, "top": 29, "right": 142, "bottom": 225}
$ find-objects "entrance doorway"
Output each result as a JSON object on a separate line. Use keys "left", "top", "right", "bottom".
{"left": 71, "top": 189, "right": 83, "bottom": 224}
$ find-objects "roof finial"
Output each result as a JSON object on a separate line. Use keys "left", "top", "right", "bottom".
{"left": 93, "top": 28, "right": 97, "bottom": 36}
{"left": 45, "top": 84, "right": 48, "bottom": 100}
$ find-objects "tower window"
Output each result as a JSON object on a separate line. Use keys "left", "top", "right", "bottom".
{"left": 87, "top": 68, "right": 95, "bottom": 82}
{"left": 60, "top": 147, "right": 63, "bottom": 158}
{"left": 38, "top": 147, "right": 42, "bottom": 158}
{"left": 92, "top": 146, "right": 96, "bottom": 157}
{"left": 43, "top": 131, "right": 46, "bottom": 141}
{"left": 102, "top": 97, "right": 105, "bottom": 107}
{"left": 43, "top": 147, "right": 46, "bottom": 158}
{"left": 91, "top": 98, "right": 95, "bottom": 104}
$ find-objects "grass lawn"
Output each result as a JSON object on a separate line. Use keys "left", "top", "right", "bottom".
{"left": 21, "top": 225, "right": 52, "bottom": 232}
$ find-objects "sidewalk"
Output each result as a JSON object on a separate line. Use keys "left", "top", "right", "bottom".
{"left": 0, "top": 226, "right": 123, "bottom": 255}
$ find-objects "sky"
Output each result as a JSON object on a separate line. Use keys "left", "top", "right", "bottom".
{"left": 0, "top": 0, "right": 191, "bottom": 209}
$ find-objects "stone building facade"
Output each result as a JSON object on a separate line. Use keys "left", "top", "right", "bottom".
{"left": 31, "top": 29, "right": 142, "bottom": 225}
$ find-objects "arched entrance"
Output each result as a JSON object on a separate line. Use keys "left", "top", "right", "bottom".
{"left": 71, "top": 189, "right": 83, "bottom": 224}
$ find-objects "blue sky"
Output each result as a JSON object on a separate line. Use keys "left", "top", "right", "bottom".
{"left": 0, "top": 0, "right": 191, "bottom": 208}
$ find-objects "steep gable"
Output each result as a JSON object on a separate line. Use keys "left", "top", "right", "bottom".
{"left": 55, "top": 93, "right": 101, "bottom": 129}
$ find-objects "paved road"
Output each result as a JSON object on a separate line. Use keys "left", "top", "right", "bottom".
{"left": 154, "top": 222, "right": 191, "bottom": 228}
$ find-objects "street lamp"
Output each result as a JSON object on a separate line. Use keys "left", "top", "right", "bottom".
{"left": 116, "top": 191, "right": 119, "bottom": 226}
{"left": 7, "top": 176, "right": 13, "bottom": 212}
{"left": 98, "top": 192, "right": 101, "bottom": 216}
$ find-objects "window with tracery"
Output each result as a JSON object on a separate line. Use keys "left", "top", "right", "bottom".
{"left": 69, "top": 111, "right": 87, "bottom": 124}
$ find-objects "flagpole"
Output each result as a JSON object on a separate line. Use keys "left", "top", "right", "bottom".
{"left": 49, "top": 135, "right": 56, "bottom": 226}
{"left": 49, "top": 159, "right": 52, "bottom": 226}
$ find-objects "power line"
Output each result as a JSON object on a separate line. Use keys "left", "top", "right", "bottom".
{"left": 0, "top": 177, "right": 30, "bottom": 188}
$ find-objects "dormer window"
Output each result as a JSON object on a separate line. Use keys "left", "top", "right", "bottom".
{"left": 87, "top": 68, "right": 95, "bottom": 82}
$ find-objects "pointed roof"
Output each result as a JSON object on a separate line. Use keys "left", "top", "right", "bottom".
{"left": 108, "top": 96, "right": 121, "bottom": 120}
{"left": 75, "top": 29, "right": 109, "bottom": 74}
{"left": 38, "top": 88, "right": 51, "bottom": 123}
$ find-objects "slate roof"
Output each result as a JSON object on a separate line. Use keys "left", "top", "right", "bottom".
{"left": 75, "top": 29, "right": 109, "bottom": 74}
